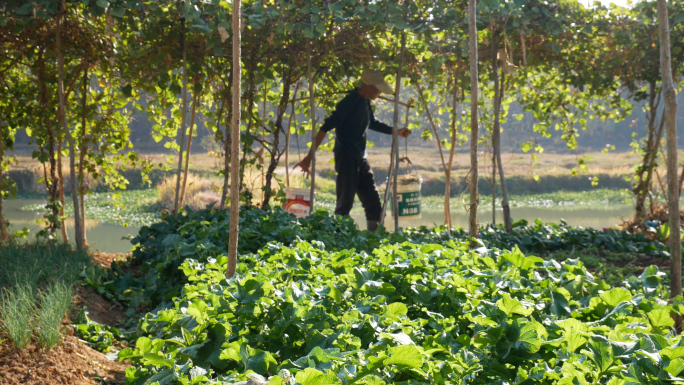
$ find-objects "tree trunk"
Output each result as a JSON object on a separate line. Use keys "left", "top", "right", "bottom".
{"left": 492, "top": 147, "right": 496, "bottom": 225}
{"left": 180, "top": 90, "right": 200, "bottom": 209}
{"left": 307, "top": 41, "right": 317, "bottom": 213}
{"left": 415, "top": 83, "right": 449, "bottom": 226}
{"left": 220, "top": 66, "right": 233, "bottom": 209}
{"left": 634, "top": 83, "right": 664, "bottom": 222}
{"left": 37, "top": 57, "right": 60, "bottom": 236}
{"left": 468, "top": 0, "right": 480, "bottom": 239}
{"left": 491, "top": 36, "right": 498, "bottom": 227}
{"left": 491, "top": 35, "right": 512, "bottom": 232}
{"left": 261, "top": 76, "right": 293, "bottom": 209}
{"left": 239, "top": 55, "right": 256, "bottom": 198}
{"left": 56, "top": 6, "right": 83, "bottom": 249}
{"left": 260, "top": 86, "right": 267, "bottom": 204}
{"left": 0, "top": 120, "right": 8, "bottom": 241}
{"left": 657, "top": 0, "right": 681, "bottom": 330}
{"left": 46, "top": 121, "right": 59, "bottom": 237}
{"left": 227, "top": 0, "right": 242, "bottom": 279}
{"left": 445, "top": 77, "right": 459, "bottom": 229}
{"left": 391, "top": 27, "right": 407, "bottom": 232}
{"left": 57, "top": 140, "right": 68, "bottom": 241}
{"left": 79, "top": 68, "right": 88, "bottom": 244}
{"left": 284, "top": 84, "right": 300, "bottom": 188}
{"left": 173, "top": 18, "right": 188, "bottom": 216}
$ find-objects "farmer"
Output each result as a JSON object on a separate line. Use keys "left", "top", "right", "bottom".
{"left": 295, "top": 69, "right": 411, "bottom": 232}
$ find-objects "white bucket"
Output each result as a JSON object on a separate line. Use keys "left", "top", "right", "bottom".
{"left": 394, "top": 175, "right": 422, "bottom": 221}
{"left": 284, "top": 187, "right": 315, "bottom": 218}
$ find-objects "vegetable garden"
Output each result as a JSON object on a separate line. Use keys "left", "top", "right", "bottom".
{"left": 67, "top": 209, "right": 684, "bottom": 384}
{"left": 2, "top": 0, "right": 684, "bottom": 383}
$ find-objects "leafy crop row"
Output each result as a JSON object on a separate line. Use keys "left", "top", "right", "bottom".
{"left": 120, "top": 240, "right": 683, "bottom": 384}
{"left": 88, "top": 207, "right": 669, "bottom": 312}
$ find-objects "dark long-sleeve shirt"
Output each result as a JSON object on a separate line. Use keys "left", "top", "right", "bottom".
{"left": 320, "top": 88, "right": 393, "bottom": 159}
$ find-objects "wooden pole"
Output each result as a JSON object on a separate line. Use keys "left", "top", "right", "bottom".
{"left": 308, "top": 40, "right": 317, "bottom": 214}
{"left": 226, "top": 0, "right": 242, "bottom": 279}
{"left": 468, "top": 0, "right": 480, "bottom": 239}
{"left": 390, "top": 24, "right": 407, "bottom": 232}
{"left": 284, "top": 83, "right": 299, "bottom": 188}
{"left": 0, "top": 117, "right": 7, "bottom": 241}
{"left": 180, "top": 91, "right": 199, "bottom": 208}
{"left": 173, "top": 18, "right": 188, "bottom": 216}
{"left": 491, "top": 31, "right": 512, "bottom": 232}
{"left": 380, "top": 137, "right": 396, "bottom": 227}
{"left": 657, "top": 0, "right": 681, "bottom": 330}
{"left": 56, "top": 3, "right": 83, "bottom": 250}
{"left": 79, "top": 68, "right": 88, "bottom": 244}
{"left": 496, "top": 69, "right": 512, "bottom": 232}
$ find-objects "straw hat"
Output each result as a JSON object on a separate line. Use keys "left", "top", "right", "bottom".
{"left": 361, "top": 70, "right": 394, "bottom": 94}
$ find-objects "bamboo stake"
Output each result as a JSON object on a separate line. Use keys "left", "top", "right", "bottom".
{"left": 79, "top": 68, "right": 88, "bottom": 244}
{"left": 285, "top": 83, "right": 300, "bottom": 188}
{"left": 468, "top": 0, "right": 480, "bottom": 239}
{"left": 56, "top": 3, "right": 83, "bottom": 249}
{"left": 0, "top": 117, "right": 7, "bottom": 241}
{"left": 226, "top": 0, "right": 242, "bottom": 279}
{"left": 260, "top": 85, "right": 267, "bottom": 202}
{"left": 446, "top": 77, "right": 459, "bottom": 229}
{"left": 381, "top": 98, "right": 411, "bottom": 228}
{"left": 308, "top": 40, "right": 317, "bottom": 214}
{"left": 179, "top": 90, "right": 200, "bottom": 209}
{"left": 491, "top": 31, "right": 512, "bottom": 232}
{"left": 173, "top": 18, "right": 188, "bottom": 216}
{"left": 390, "top": 7, "right": 408, "bottom": 232}
{"left": 657, "top": 0, "right": 681, "bottom": 330}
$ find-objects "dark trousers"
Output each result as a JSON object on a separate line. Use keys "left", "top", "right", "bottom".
{"left": 334, "top": 154, "right": 382, "bottom": 221}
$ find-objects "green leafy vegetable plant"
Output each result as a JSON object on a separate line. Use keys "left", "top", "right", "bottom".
{"left": 74, "top": 308, "right": 134, "bottom": 353}
{"left": 119, "top": 240, "right": 681, "bottom": 384}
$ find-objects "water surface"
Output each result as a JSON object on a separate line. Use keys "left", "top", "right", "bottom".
{"left": 4, "top": 199, "right": 633, "bottom": 253}
{"left": 4, "top": 199, "right": 140, "bottom": 254}
{"left": 352, "top": 205, "right": 634, "bottom": 231}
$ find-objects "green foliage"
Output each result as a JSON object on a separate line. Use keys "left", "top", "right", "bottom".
{"left": 119, "top": 240, "right": 682, "bottom": 384}
{"left": 34, "top": 282, "right": 73, "bottom": 349}
{"left": 479, "top": 219, "right": 669, "bottom": 257}
{"left": 540, "top": 246, "right": 644, "bottom": 288}
{"left": 0, "top": 242, "right": 94, "bottom": 350}
{"left": 0, "top": 241, "right": 92, "bottom": 288}
{"left": 0, "top": 285, "right": 35, "bottom": 350}
{"left": 22, "top": 190, "right": 161, "bottom": 227}
{"left": 74, "top": 308, "right": 134, "bottom": 353}
{"left": 88, "top": 207, "right": 380, "bottom": 309}
{"left": 93, "top": 207, "right": 669, "bottom": 313}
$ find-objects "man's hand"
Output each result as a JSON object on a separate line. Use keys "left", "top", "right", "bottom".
{"left": 294, "top": 156, "right": 312, "bottom": 178}
{"left": 398, "top": 127, "right": 411, "bottom": 138}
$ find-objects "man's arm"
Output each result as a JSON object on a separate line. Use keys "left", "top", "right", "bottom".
{"left": 368, "top": 105, "right": 411, "bottom": 138}
{"left": 368, "top": 105, "right": 393, "bottom": 135}
{"left": 294, "top": 129, "right": 326, "bottom": 176}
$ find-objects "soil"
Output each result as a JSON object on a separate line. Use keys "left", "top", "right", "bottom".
{"left": 620, "top": 205, "right": 684, "bottom": 243}
{"left": 0, "top": 336, "right": 128, "bottom": 385}
{"left": 0, "top": 252, "right": 137, "bottom": 385}
{"left": 92, "top": 251, "right": 144, "bottom": 278}
{"left": 90, "top": 251, "right": 130, "bottom": 270}
{"left": 73, "top": 286, "right": 126, "bottom": 328}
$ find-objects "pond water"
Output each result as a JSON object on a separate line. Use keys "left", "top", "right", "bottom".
{"left": 4, "top": 199, "right": 140, "bottom": 254}
{"left": 4, "top": 198, "right": 633, "bottom": 253}
{"left": 354, "top": 205, "right": 635, "bottom": 232}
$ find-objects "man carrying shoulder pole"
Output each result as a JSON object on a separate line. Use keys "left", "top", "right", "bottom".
{"left": 295, "top": 69, "right": 411, "bottom": 232}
